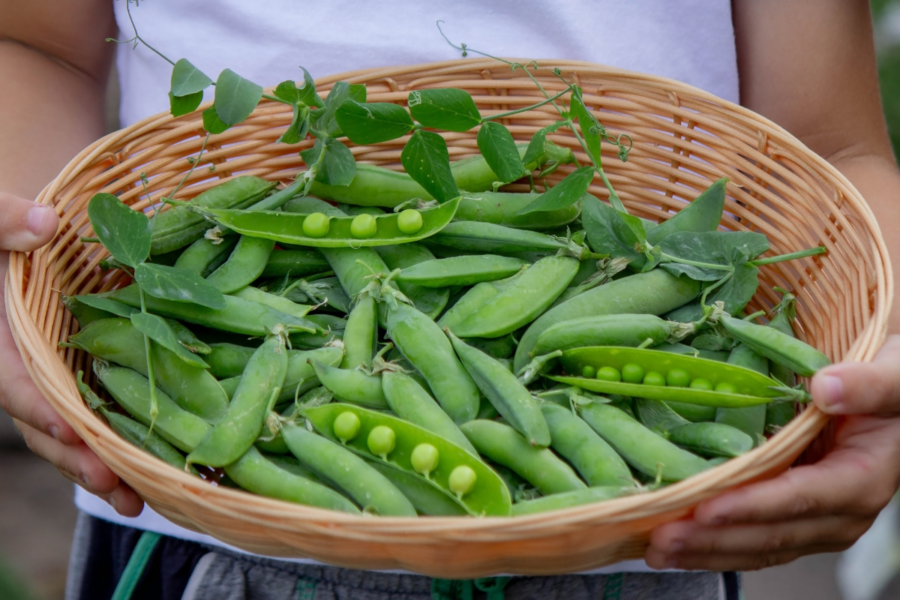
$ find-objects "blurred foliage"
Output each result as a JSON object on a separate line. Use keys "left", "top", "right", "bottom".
{"left": 873, "top": 0, "right": 900, "bottom": 157}
{"left": 0, "top": 557, "right": 34, "bottom": 600}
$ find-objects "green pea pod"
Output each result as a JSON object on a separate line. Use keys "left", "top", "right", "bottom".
{"left": 375, "top": 243, "right": 449, "bottom": 319}
{"left": 310, "top": 361, "right": 388, "bottom": 409}
{"left": 95, "top": 363, "right": 210, "bottom": 452}
{"left": 230, "top": 286, "right": 312, "bottom": 321}
{"left": 281, "top": 347, "right": 344, "bottom": 402}
{"left": 532, "top": 314, "right": 693, "bottom": 357}
{"left": 452, "top": 256, "right": 579, "bottom": 339}
{"left": 765, "top": 297, "right": 798, "bottom": 433}
{"left": 385, "top": 302, "right": 480, "bottom": 424}
{"left": 514, "top": 270, "right": 702, "bottom": 372}
{"left": 303, "top": 404, "right": 511, "bottom": 516}
{"left": 106, "top": 285, "right": 320, "bottom": 336}
{"left": 68, "top": 318, "right": 228, "bottom": 421}
{"left": 540, "top": 403, "right": 635, "bottom": 487}
{"left": 281, "top": 423, "right": 416, "bottom": 516}
{"left": 633, "top": 398, "right": 691, "bottom": 434}
{"left": 578, "top": 402, "right": 710, "bottom": 481}
{"left": 430, "top": 221, "right": 567, "bottom": 254}
{"left": 456, "top": 191, "right": 580, "bottom": 230}
{"left": 262, "top": 250, "right": 330, "bottom": 278}
{"left": 665, "top": 402, "right": 717, "bottom": 422}
{"left": 289, "top": 314, "right": 347, "bottom": 350}
{"left": 102, "top": 409, "right": 188, "bottom": 470}
{"left": 151, "top": 176, "right": 276, "bottom": 255}
{"left": 465, "top": 335, "right": 517, "bottom": 359}
{"left": 219, "top": 376, "right": 239, "bottom": 399}
{"left": 173, "top": 235, "right": 239, "bottom": 276}
{"left": 366, "top": 461, "right": 468, "bottom": 516}
{"left": 667, "top": 422, "right": 754, "bottom": 458}
{"left": 653, "top": 342, "right": 730, "bottom": 363}
{"left": 164, "top": 319, "right": 211, "bottom": 355}
{"left": 460, "top": 420, "right": 586, "bottom": 495}
{"left": 436, "top": 273, "right": 522, "bottom": 331}
{"left": 718, "top": 314, "right": 830, "bottom": 377}
{"left": 341, "top": 295, "right": 377, "bottom": 370}
{"left": 188, "top": 333, "right": 289, "bottom": 468}
{"left": 223, "top": 446, "right": 360, "bottom": 514}
{"left": 381, "top": 371, "right": 478, "bottom": 455}
{"left": 63, "top": 295, "right": 117, "bottom": 327}
{"left": 644, "top": 178, "right": 727, "bottom": 245}
{"left": 715, "top": 343, "right": 768, "bottom": 445}
{"left": 448, "top": 333, "right": 550, "bottom": 448}
{"left": 654, "top": 345, "right": 729, "bottom": 418}
{"left": 510, "top": 487, "right": 635, "bottom": 516}
{"left": 397, "top": 255, "right": 529, "bottom": 288}
{"left": 205, "top": 236, "right": 276, "bottom": 293}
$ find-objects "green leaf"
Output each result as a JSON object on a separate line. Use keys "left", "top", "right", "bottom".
{"left": 334, "top": 100, "right": 414, "bottom": 144}
{"left": 213, "top": 68, "right": 263, "bottom": 126}
{"left": 277, "top": 104, "right": 309, "bottom": 144}
{"left": 706, "top": 261, "right": 760, "bottom": 315}
{"left": 401, "top": 129, "right": 458, "bottom": 203}
{"left": 72, "top": 295, "right": 138, "bottom": 318}
{"left": 169, "top": 91, "right": 203, "bottom": 118}
{"left": 274, "top": 80, "right": 302, "bottom": 104}
{"left": 87, "top": 193, "right": 151, "bottom": 269}
{"left": 570, "top": 87, "right": 602, "bottom": 168}
{"left": 581, "top": 194, "right": 645, "bottom": 268}
{"left": 202, "top": 106, "right": 230, "bottom": 134}
{"left": 316, "top": 81, "right": 367, "bottom": 136}
{"left": 302, "top": 139, "right": 356, "bottom": 186}
{"left": 170, "top": 59, "right": 213, "bottom": 97}
{"left": 516, "top": 166, "right": 595, "bottom": 215}
{"left": 476, "top": 121, "right": 525, "bottom": 183}
{"left": 130, "top": 312, "right": 210, "bottom": 369}
{"left": 133, "top": 263, "right": 226, "bottom": 309}
{"left": 408, "top": 88, "right": 481, "bottom": 132}
{"left": 522, "top": 121, "right": 568, "bottom": 168}
{"left": 658, "top": 231, "right": 770, "bottom": 280}
{"left": 298, "top": 67, "right": 324, "bottom": 108}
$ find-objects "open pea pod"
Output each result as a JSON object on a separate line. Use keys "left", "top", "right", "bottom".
{"left": 552, "top": 346, "right": 789, "bottom": 408}
{"left": 206, "top": 198, "right": 460, "bottom": 248}
{"left": 303, "top": 403, "right": 511, "bottom": 516}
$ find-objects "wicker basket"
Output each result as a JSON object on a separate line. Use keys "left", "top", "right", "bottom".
{"left": 6, "top": 58, "right": 892, "bottom": 577}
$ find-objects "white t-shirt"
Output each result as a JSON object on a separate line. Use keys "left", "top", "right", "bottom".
{"left": 77, "top": 0, "right": 739, "bottom": 574}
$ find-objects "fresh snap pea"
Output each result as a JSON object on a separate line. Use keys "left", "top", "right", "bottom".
{"left": 436, "top": 271, "right": 523, "bottom": 331}
{"left": 397, "top": 255, "right": 529, "bottom": 288}
{"left": 187, "top": 333, "right": 288, "bottom": 468}
{"left": 67, "top": 318, "right": 228, "bottom": 421}
{"left": 464, "top": 334, "right": 517, "bottom": 359}
{"left": 223, "top": 446, "right": 360, "bottom": 514}
{"left": 510, "top": 487, "right": 636, "bottom": 516}
{"left": 62, "top": 295, "right": 119, "bottom": 327}
{"left": 430, "top": 221, "right": 568, "bottom": 254}
{"left": 456, "top": 191, "right": 581, "bottom": 230}
{"left": 289, "top": 314, "right": 347, "bottom": 349}
{"left": 205, "top": 236, "right": 275, "bottom": 294}
{"left": 448, "top": 332, "right": 550, "bottom": 447}
{"left": 219, "top": 376, "right": 239, "bottom": 399}
{"left": 385, "top": 302, "right": 480, "bottom": 424}
{"left": 341, "top": 295, "right": 377, "bottom": 369}
{"left": 162, "top": 319, "right": 211, "bottom": 355}
{"left": 514, "top": 270, "right": 702, "bottom": 372}
{"left": 374, "top": 243, "right": 449, "bottom": 319}
{"left": 94, "top": 363, "right": 210, "bottom": 452}
{"left": 715, "top": 343, "right": 768, "bottom": 445}
{"left": 531, "top": 314, "right": 694, "bottom": 358}
{"left": 276, "top": 275, "right": 351, "bottom": 314}
{"left": 540, "top": 403, "right": 635, "bottom": 487}
{"left": 452, "top": 256, "right": 579, "bottom": 339}
{"left": 634, "top": 398, "right": 691, "bottom": 434}
{"left": 311, "top": 360, "right": 388, "bottom": 409}
{"left": 261, "top": 250, "right": 330, "bottom": 278}
{"left": 303, "top": 403, "right": 511, "bottom": 516}
{"left": 382, "top": 371, "right": 477, "bottom": 455}
{"left": 151, "top": 176, "right": 276, "bottom": 255}
{"left": 173, "top": 235, "right": 239, "bottom": 276}
{"left": 366, "top": 461, "right": 468, "bottom": 516}
{"left": 578, "top": 402, "right": 710, "bottom": 481}
{"left": 667, "top": 422, "right": 754, "bottom": 458}
{"left": 280, "top": 423, "right": 416, "bottom": 516}
{"left": 230, "top": 286, "right": 313, "bottom": 321}
{"left": 764, "top": 297, "right": 799, "bottom": 433}
{"left": 460, "top": 420, "right": 586, "bottom": 495}
{"left": 718, "top": 313, "right": 830, "bottom": 377}
{"left": 103, "top": 409, "right": 188, "bottom": 470}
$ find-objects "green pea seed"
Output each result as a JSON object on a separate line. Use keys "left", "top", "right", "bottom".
{"left": 596, "top": 366, "right": 621, "bottom": 382}
{"left": 333, "top": 411, "right": 361, "bottom": 444}
{"left": 643, "top": 371, "right": 667, "bottom": 386}
{"left": 397, "top": 209, "right": 424, "bottom": 234}
{"left": 582, "top": 365, "right": 596, "bottom": 378}
{"left": 621, "top": 363, "right": 645, "bottom": 384}
{"left": 367, "top": 425, "right": 396, "bottom": 458}
{"left": 410, "top": 443, "right": 440, "bottom": 476}
{"left": 715, "top": 381, "right": 738, "bottom": 394}
{"left": 448, "top": 465, "right": 477, "bottom": 498}
{"left": 302, "top": 212, "right": 330, "bottom": 238}
{"left": 350, "top": 213, "right": 377, "bottom": 239}
{"left": 690, "top": 378, "right": 713, "bottom": 391}
{"left": 666, "top": 368, "right": 691, "bottom": 387}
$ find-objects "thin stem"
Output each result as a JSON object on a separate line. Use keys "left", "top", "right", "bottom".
{"left": 124, "top": 1, "right": 175, "bottom": 66}
{"left": 164, "top": 134, "right": 210, "bottom": 204}
{"left": 597, "top": 168, "right": 625, "bottom": 212}
{"left": 660, "top": 253, "right": 735, "bottom": 272}
{"left": 262, "top": 93, "right": 291, "bottom": 105}
{"left": 481, "top": 87, "right": 573, "bottom": 122}
{"left": 138, "top": 286, "right": 159, "bottom": 435}
{"left": 749, "top": 246, "right": 826, "bottom": 266}
{"left": 700, "top": 272, "right": 734, "bottom": 306}
{"left": 743, "top": 310, "right": 766, "bottom": 322}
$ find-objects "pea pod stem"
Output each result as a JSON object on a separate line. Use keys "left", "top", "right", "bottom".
{"left": 749, "top": 246, "right": 826, "bottom": 266}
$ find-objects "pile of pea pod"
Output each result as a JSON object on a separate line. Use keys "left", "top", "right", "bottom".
{"left": 64, "top": 144, "right": 832, "bottom": 518}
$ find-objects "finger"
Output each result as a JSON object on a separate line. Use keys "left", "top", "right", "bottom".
{"left": 813, "top": 334, "right": 900, "bottom": 415}
{"left": 0, "top": 193, "right": 59, "bottom": 252}
{"left": 58, "top": 467, "right": 145, "bottom": 518}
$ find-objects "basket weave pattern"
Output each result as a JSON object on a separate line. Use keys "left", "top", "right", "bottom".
{"left": 6, "top": 59, "right": 892, "bottom": 577}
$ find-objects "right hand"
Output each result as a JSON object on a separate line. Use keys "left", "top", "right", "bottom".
{"left": 0, "top": 192, "right": 143, "bottom": 516}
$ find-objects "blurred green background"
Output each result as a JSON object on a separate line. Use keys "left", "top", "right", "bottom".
{"left": 873, "top": 0, "right": 900, "bottom": 155}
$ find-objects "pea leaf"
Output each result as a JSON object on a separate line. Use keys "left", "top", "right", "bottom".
{"left": 170, "top": 59, "right": 213, "bottom": 97}
{"left": 169, "top": 91, "right": 203, "bottom": 118}
{"left": 72, "top": 295, "right": 138, "bottom": 318}
{"left": 516, "top": 166, "right": 595, "bottom": 215}
{"left": 476, "top": 121, "right": 525, "bottom": 183}
{"left": 570, "top": 87, "right": 602, "bottom": 168}
{"left": 316, "top": 81, "right": 367, "bottom": 136}
{"left": 581, "top": 194, "right": 645, "bottom": 268}
{"left": 401, "top": 129, "right": 458, "bottom": 203}
{"left": 274, "top": 80, "right": 302, "bottom": 104}
{"left": 133, "top": 263, "right": 226, "bottom": 309}
{"left": 704, "top": 260, "right": 760, "bottom": 315}
{"left": 522, "top": 121, "right": 568, "bottom": 168}
{"left": 658, "top": 231, "right": 770, "bottom": 280}
{"left": 202, "top": 106, "right": 230, "bottom": 134}
{"left": 213, "top": 68, "right": 263, "bottom": 126}
{"left": 130, "top": 312, "right": 210, "bottom": 369}
{"left": 408, "top": 88, "right": 481, "bottom": 132}
{"left": 87, "top": 193, "right": 151, "bottom": 269}
{"left": 301, "top": 139, "right": 356, "bottom": 186}
{"left": 298, "top": 67, "right": 324, "bottom": 108}
{"left": 334, "top": 100, "right": 414, "bottom": 144}
{"left": 278, "top": 104, "right": 310, "bottom": 144}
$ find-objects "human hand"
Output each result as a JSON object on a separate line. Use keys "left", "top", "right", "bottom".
{"left": 0, "top": 192, "right": 143, "bottom": 516}
{"left": 646, "top": 336, "right": 900, "bottom": 571}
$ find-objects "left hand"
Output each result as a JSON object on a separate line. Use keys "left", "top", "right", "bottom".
{"left": 645, "top": 335, "right": 900, "bottom": 571}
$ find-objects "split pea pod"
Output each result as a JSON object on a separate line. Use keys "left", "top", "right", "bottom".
{"left": 718, "top": 313, "right": 830, "bottom": 377}
{"left": 397, "top": 255, "right": 529, "bottom": 288}
{"left": 310, "top": 361, "right": 388, "bottom": 409}
{"left": 460, "top": 420, "right": 586, "bottom": 495}
{"left": 341, "top": 295, "right": 377, "bottom": 370}
{"left": 385, "top": 302, "right": 480, "bottom": 424}
{"left": 667, "top": 422, "right": 754, "bottom": 458}
{"left": 510, "top": 487, "right": 635, "bottom": 516}
{"left": 187, "top": 333, "right": 289, "bottom": 468}
{"left": 455, "top": 191, "right": 581, "bottom": 230}
{"left": 375, "top": 243, "right": 449, "bottom": 319}
{"left": 280, "top": 423, "right": 416, "bottom": 516}
{"left": 448, "top": 332, "right": 550, "bottom": 448}
{"left": 715, "top": 343, "right": 768, "bottom": 445}
{"left": 205, "top": 236, "right": 276, "bottom": 293}
{"left": 262, "top": 250, "right": 330, "bottom": 278}
{"left": 173, "top": 236, "right": 239, "bottom": 276}
{"left": 531, "top": 314, "right": 695, "bottom": 357}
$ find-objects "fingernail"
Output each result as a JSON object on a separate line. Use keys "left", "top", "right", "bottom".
{"left": 817, "top": 374, "right": 844, "bottom": 413}
{"left": 80, "top": 474, "right": 91, "bottom": 489}
{"left": 49, "top": 425, "right": 59, "bottom": 440}
{"left": 27, "top": 205, "right": 54, "bottom": 236}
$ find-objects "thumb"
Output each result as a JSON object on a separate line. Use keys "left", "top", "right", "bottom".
{"left": 0, "top": 193, "right": 59, "bottom": 252}
{"left": 812, "top": 335, "right": 900, "bottom": 415}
